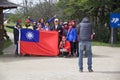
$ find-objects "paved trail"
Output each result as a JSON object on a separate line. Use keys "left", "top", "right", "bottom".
{"left": 0, "top": 32, "right": 120, "bottom": 80}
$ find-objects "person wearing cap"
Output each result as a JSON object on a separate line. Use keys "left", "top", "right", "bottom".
{"left": 5, "top": 20, "right": 22, "bottom": 56}
{"left": 52, "top": 18, "right": 63, "bottom": 44}
{"left": 62, "top": 22, "right": 69, "bottom": 37}
{"left": 22, "top": 19, "right": 33, "bottom": 29}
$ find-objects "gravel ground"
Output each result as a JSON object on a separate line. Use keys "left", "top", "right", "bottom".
{"left": 0, "top": 32, "right": 120, "bottom": 80}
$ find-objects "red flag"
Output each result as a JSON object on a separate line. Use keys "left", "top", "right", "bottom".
{"left": 19, "top": 29, "right": 59, "bottom": 56}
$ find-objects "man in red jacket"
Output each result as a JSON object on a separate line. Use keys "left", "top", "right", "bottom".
{"left": 59, "top": 36, "right": 70, "bottom": 57}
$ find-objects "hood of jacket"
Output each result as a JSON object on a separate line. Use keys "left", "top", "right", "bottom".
{"left": 81, "top": 17, "right": 90, "bottom": 23}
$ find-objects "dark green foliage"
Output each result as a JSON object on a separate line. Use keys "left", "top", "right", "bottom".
{"left": 57, "top": 0, "right": 120, "bottom": 43}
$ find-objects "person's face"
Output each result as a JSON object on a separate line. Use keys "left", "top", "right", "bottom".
{"left": 71, "top": 21, "right": 75, "bottom": 26}
{"left": 40, "top": 18, "right": 44, "bottom": 23}
{"left": 54, "top": 21, "right": 59, "bottom": 25}
{"left": 62, "top": 36, "right": 66, "bottom": 41}
{"left": 17, "top": 24, "right": 22, "bottom": 28}
{"left": 45, "top": 23, "right": 49, "bottom": 27}
{"left": 33, "top": 22, "right": 36, "bottom": 26}
{"left": 68, "top": 22, "right": 72, "bottom": 26}
{"left": 25, "top": 23, "right": 30, "bottom": 27}
{"left": 37, "top": 24, "right": 41, "bottom": 28}
{"left": 64, "top": 24, "right": 68, "bottom": 28}
{"left": 69, "top": 25, "right": 72, "bottom": 29}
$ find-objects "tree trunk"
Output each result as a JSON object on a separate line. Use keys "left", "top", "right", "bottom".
{"left": 0, "top": 8, "right": 4, "bottom": 54}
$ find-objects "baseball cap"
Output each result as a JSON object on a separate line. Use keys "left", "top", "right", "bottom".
{"left": 54, "top": 18, "right": 59, "bottom": 22}
{"left": 25, "top": 19, "right": 31, "bottom": 23}
{"left": 63, "top": 22, "right": 68, "bottom": 25}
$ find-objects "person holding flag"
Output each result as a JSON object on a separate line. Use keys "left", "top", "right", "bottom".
{"left": 6, "top": 20, "right": 22, "bottom": 56}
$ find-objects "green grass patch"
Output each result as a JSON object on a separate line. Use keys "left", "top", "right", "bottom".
{"left": 5, "top": 27, "right": 13, "bottom": 33}
{"left": 0, "top": 39, "right": 12, "bottom": 55}
{"left": 92, "top": 41, "right": 120, "bottom": 47}
{"left": 4, "top": 22, "right": 15, "bottom": 33}
{"left": 3, "top": 39, "right": 12, "bottom": 49}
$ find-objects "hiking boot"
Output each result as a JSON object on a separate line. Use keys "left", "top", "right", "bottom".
{"left": 88, "top": 69, "right": 93, "bottom": 72}
{"left": 79, "top": 69, "right": 83, "bottom": 72}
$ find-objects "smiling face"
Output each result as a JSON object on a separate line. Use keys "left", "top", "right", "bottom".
{"left": 69, "top": 25, "right": 72, "bottom": 29}
{"left": 71, "top": 21, "right": 75, "bottom": 26}
{"left": 37, "top": 23, "right": 42, "bottom": 29}
{"left": 39, "top": 18, "right": 44, "bottom": 23}
{"left": 45, "top": 22, "right": 49, "bottom": 27}
{"left": 54, "top": 21, "right": 59, "bottom": 25}
{"left": 62, "top": 36, "right": 66, "bottom": 42}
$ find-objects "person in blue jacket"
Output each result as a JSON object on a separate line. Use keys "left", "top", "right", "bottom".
{"left": 66, "top": 23, "right": 76, "bottom": 56}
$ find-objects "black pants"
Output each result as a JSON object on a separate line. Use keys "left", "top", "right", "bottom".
{"left": 59, "top": 52, "right": 69, "bottom": 57}
{"left": 70, "top": 42, "right": 76, "bottom": 56}
{"left": 15, "top": 43, "right": 18, "bottom": 55}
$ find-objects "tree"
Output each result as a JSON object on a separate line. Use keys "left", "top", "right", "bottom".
{"left": 56, "top": 0, "right": 120, "bottom": 43}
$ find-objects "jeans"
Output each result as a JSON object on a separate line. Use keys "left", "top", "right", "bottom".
{"left": 78, "top": 41, "right": 92, "bottom": 70}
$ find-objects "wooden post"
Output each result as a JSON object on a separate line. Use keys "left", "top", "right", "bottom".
{"left": 0, "top": 8, "right": 4, "bottom": 54}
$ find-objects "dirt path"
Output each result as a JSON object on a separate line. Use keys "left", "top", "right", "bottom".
{"left": 3, "top": 32, "right": 15, "bottom": 55}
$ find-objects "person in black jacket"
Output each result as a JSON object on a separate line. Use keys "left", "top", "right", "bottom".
{"left": 6, "top": 22, "right": 22, "bottom": 56}
{"left": 52, "top": 18, "right": 63, "bottom": 44}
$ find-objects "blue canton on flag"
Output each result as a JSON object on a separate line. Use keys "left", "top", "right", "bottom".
{"left": 110, "top": 13, "right": 120, "bottom": 28}
{"left": 20, "top": 29, "right": 39, "bottom": 42}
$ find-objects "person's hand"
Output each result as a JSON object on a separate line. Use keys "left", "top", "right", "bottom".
{"left": 28, "top": 16, "right": 30, "bottom": 19}
{"left": 91, "top": 34, "right": 94, "bottom": 40}
{"left": 54, "top": 15, "right": 56, "bottom": 18}
{"left": 91, "top": 32, "right": 95, "bottom": 40}
{"left": 4, "top": 20, "right": 8, "bottom": 25}
{"left": 63, "top": 48, "right": 67, "bottom": 52}
{"left": 73, "top": 40, "right": 75, "bottom": 42}
{"left": 58, "top": 30, "right": 61, "bottom": 32}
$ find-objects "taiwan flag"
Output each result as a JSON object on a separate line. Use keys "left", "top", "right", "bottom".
{"left": 19, "top": 28, "right": 59, "bottom": 56}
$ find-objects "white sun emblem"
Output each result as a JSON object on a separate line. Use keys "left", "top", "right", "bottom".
{"left": 26, "top": 32, "right": 34, "bottom": 40}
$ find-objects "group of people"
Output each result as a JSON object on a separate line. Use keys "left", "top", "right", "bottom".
{"left": 5, "top": 15, "right": 95, "bottom": 72}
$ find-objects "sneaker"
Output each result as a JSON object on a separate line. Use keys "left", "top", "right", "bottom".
{"left": 88, "top": 69, "right": 93, "bottom": 72}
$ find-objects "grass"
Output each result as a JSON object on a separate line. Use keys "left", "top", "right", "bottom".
{"left": 92, "top": 41, "right": 120, "bottom": 47}
{"left": 4, "top": 22, "right": 15, "bottom": 33}
{"left": 3, "top": 39, "right": 12, "bottom": 49}
{"left": 0, "top": 39, "right": 12, "bottom": 55}
{"left": 5, "top": 27, "right": 13, "bottom": 33}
